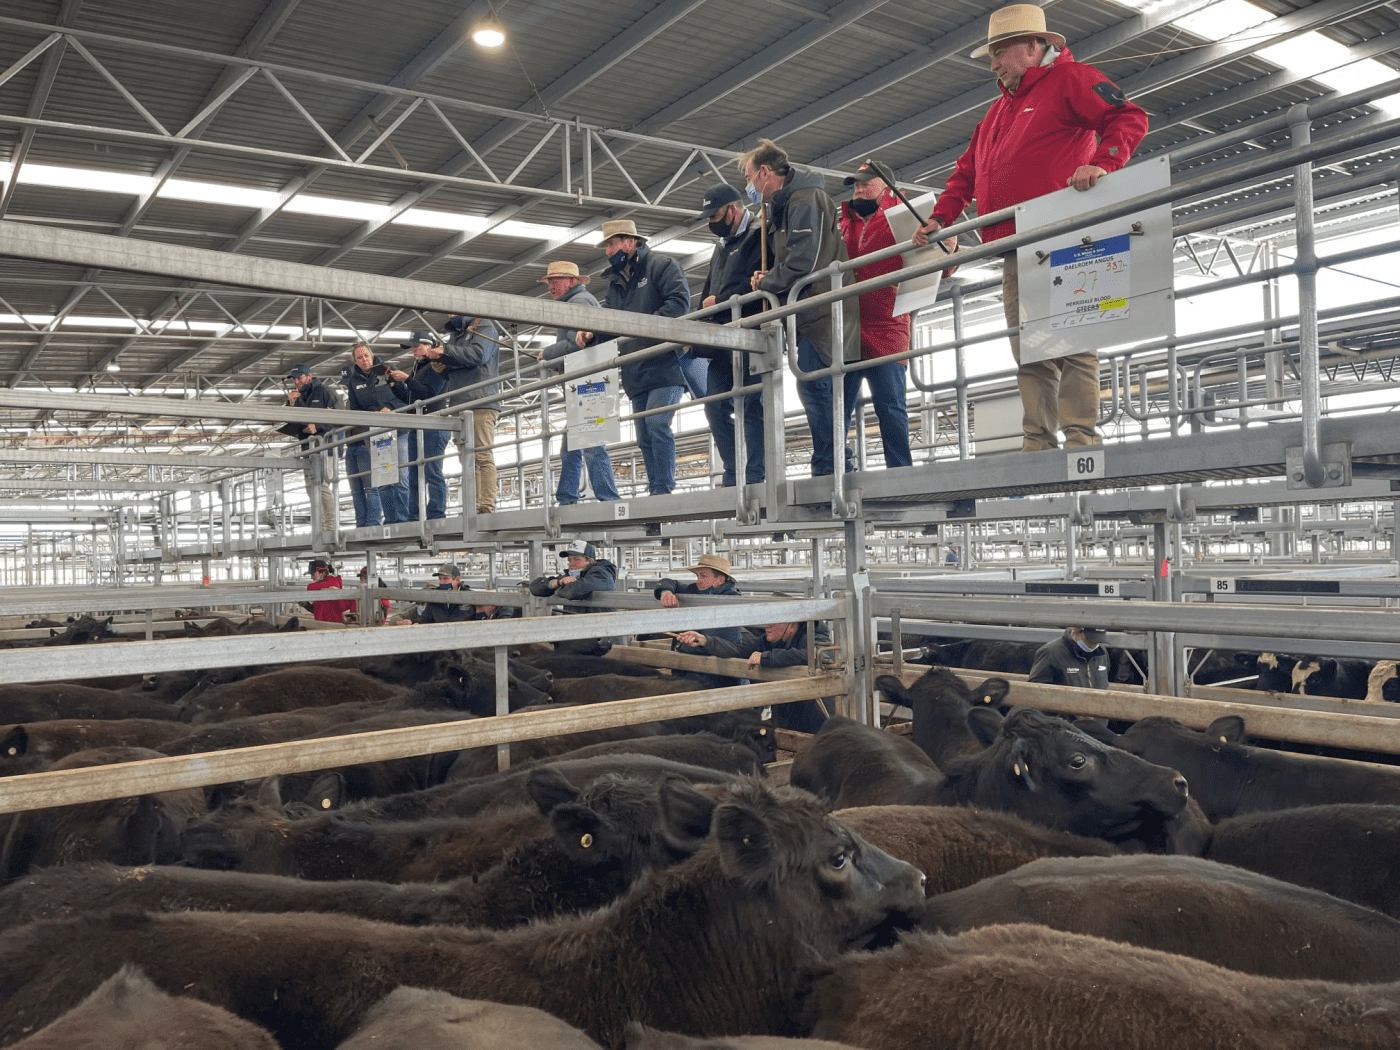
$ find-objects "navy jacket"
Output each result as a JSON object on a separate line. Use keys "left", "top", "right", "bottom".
{"left": 694, "top": 219, "right": 765, "bottom": 361}
{"left": 400, "top": 358, "right": 449, "bottom": 409}
{"left": 440, "top": 318, "right": 501, "bottom": 404}
{"left": 278, "top": 377, "right": 338, "bottom": 446}
{"left": 342, "top": 356, "right": 408, "bottom": 436}
{"left": 529, "top": 558, "right": 617, "bottom": 614}
{"left": 707, "top": 620, "right": 831, "bottom": 669}
{"left": 653, "top": 575, "right": 743, "bottom": 646}
{"left": 1028, "top": 629, "right": 1110, "bottom": 689}
{"left": 589, "top": 245, "right": 691, "bottom": 397}
{"left": 420, "top": 583, "right": 474, "bottom": 624}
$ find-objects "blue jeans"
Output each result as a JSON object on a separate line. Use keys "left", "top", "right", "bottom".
{"left": 705, "top": 355, "right": 764, "bottom": 485}
{"left": 407, "top": 427, "right": 450, "bottom": 519}
{"left": 796, "top": 336, "right": 852, "bottom": 476}
{"left": 844, "top": 359, "right": 912, "bottom": 468}
{"left": 557, "top": 435, "right": 620, "bottom": 503}
{"left": 631, "top": 385, "right": 684, "bottom": 495}
{"left": 378, "top": 431, "right": 412, "bottom": 523}
{"left": 678, "top": 350, "right": 709, "bottom": 400}
{"left": 345, "top": 441, "right": 382, "bottom": 527}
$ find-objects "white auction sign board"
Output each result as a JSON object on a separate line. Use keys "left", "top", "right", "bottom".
{"left": 564, "top": 340, "right": 622, "bottom": 450}
{"left": 1015, "top": 155, "right": 1173, "bottom": 364}
{"left": 884, "top": 191, "right": 951, "bottom": 318}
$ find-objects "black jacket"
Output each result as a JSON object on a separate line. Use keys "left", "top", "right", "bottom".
{"left": 706, "top": 619, "right": 831, "bottom": 669}
{"left": 529, "top": 558, "right": 618, "bottom": 613}
{"left": 342, "top": 356, "right": 408, "bottom": 436}
{"left": 440, "top": 318, "right": 501, "bottom": 404}
{"left": 653, "top": 576, "right": 743, "bottom": 646}
{"left": 694, "top": 218, "right": 765, "bottom": 360}
{"left": 420, "top": 583, "right": 474, "bottom": 624}
{"left": 278, "top": 377, "right": 338, "bottom": 446}
{"left": 1027, "top": 629, "right": 1110, "bottom": 689}
{"left": 400, "top": 358, "right": 449, "bottom": 409}
{"left": 757, "top": 166, "right": 860, "bottom": 368}
{"left": 588, "top": 245, "right": 691, "bottom": 397}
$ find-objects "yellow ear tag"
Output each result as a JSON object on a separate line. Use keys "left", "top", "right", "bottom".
{"left": 580, "top": 833, "right": 593, "bottom": 848}
{"left": 1218, "top": 736, "right": 1228, "bottom": 744}
{"left": 760, "top": 728, "right": 767, "bottom": 736}
{"left": 1013, "top": 762, "right": 1023, "bottom": 777}
{"left": 6, "top": 747, "right": 16, "bottom": 756}
{"left": 320, "top": 797, "right": 332, "bottom": 810}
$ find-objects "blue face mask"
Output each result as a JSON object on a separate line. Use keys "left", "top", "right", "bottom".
{"left": 1076, "top": 638, "right": 1096, "bottom": 653}
{"left": 745, "top": 181, "right": 765, "bottom": 206}
{"left": 608, "top": 249, "right": 630, "bottom": 272}
{"left": 444, "top": 315, "right": 468, "bottom": 332}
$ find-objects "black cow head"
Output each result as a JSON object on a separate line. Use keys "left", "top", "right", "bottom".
{"left": 977, "top": 708, "right": 1191, "bottom": 842}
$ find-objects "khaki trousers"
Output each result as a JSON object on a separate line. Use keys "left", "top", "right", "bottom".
{"left": 471, "top": 409, "right": 499, "bottom": 513}
{"left": 1003, "top": 252, "right": 1102, "bottom": 451}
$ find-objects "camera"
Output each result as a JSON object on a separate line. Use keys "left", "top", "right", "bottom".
{"left": 371, "top": 362, "right": 389, "bottom": 377}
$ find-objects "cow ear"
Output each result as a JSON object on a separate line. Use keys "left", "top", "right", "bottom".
{"left": 976, "top": 678, "right": 1011, "bottom": 705}
{"left": 967, "top": 705, "right": 1003, "bottom": 748}
{"left": 255, "top": 776, "right": 285, "bottom": 808}
{"left": 527, "top": 767, "right": 581, "bottom": 815}
{"left": 306, "top": 772, "right": 345, "bottom": 811}
{"left": 715, "top": 802, "right": 774, "bottom": 882}
{"left": 1009, "top": 737, "right": 1041, "bottom": 792}
{"left": 1, "top": 725, "right": 27, "bottom": 758}
{"left": 1073, "top": 717, "right": 1116, "bottom": 745}
{"left": 658, "top": 777, "right": 717, "bottom": 852}
{"left": 550, "top": 803, "right": 606, "bottom": 857}
{"left": 1206, "top": 716, "right": 1246, "bottom": 744}
{"left": 874, "top": 675, "right": 910, "bottom": 706}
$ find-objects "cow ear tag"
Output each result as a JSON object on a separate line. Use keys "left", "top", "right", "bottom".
{"left": 580, "top": 833, "right": 593, "bottom": 849}
{"left": 320, "top": 797, "right": 332, "bottom": 810}
{"left": 1013, "top": 762, "right": 1023, "bottom": 777}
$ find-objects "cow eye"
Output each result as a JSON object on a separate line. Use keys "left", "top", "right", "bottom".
{"left": 829, "top": 852, "right": 848, "bottom": 870}
{"left": 1068, "top": 754, "right": 1088, "bottom": 769}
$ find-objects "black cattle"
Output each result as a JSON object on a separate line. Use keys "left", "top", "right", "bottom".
{"left": 1368, "top": 660, "right": 1400, "bottom": 703}
{"left": 1253, "top": 651, "right": 1301, "bottom": 692}
{"left": 836, "top": 804, "right": 1119, "bottom": 896}
{"left": 625, "top": 1024, "right": 859, "bottom": 1049}
{"left": 0, "top": 746, "right": 207, "bottom": 881}
{"left": 1291, "top": 656, "right": 1374, "bottom": 699}
{"left": 959, "top": 639, "right": 1039, "bottom": 674}
{"left": 920, "top": 854, "right": 1400, "bottom": 983}
{"left": 39, "top": 614, "right": 117, "bottom": 646}
{"left": 177, "top": 667, "right": 403, "bottom": 723}
{"left": 9, "top": 965, "right": 280, "bottom": 1050}
{"left": 515, "top": 652, "right": 665, "bottom": 680}
{"left": 1205, "top": 803, "right": 1400, "bottom": 918}
{"left": 0, "top": 718, "right": 194, "bottom": 775}
{"left": 447, "top": 729, "right": 766, "bottom": 783}
{"left": 792, "top": 709, "right": 1196, "bottom": 851}
{"left": 0, "top": 781, "right": 928, "bottom": 1050}
{"left": 0, "top": 771, "right": 721, "bottom": 931}
{"left": 339, "top": 988, "right": 606, "bottom": 1050}
{"left": 806, "top": 923, "right": 1400, "bottom": 1050}
{"left": 1080, "top": 714, "right": 1400, "bottom": 819}
{"left": 1185, "top": 648, "right": 1262, "bottom": 688}
{"left": 876, "top": 667, "right": 1010, "bottom": 766}
{"left": 157, "top": 702, "right": 401, "bottom": 758}
{"left": 0, "top": 683, "right": 178, "bottom": 723}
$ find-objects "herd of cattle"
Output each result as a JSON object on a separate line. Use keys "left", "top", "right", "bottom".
{"left": 0, "top": 615, "right": 1398, "bottom": 1047}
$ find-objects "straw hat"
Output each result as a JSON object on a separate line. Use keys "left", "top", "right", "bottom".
{"left": 537, "top": 260, "right": 590, "bottom": 285}
{"left": 971, "top": 4, "right": 1066, "bottom": 58}
{"left": 600, "top": 219, "right": 646, "bottom": 242}
{"left": 683, "top": 552, "right": 735, "bottom": 581}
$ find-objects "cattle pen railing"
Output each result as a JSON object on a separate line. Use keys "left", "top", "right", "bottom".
{"left": 0, "top": 596, "right": 846, "bottom": 816}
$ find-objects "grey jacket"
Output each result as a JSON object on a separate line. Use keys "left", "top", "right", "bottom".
{"left": 440, "top": 317, "right": 501, "bottom": 404}
{"left": 541, "top": 284, "right": 602, "bottom": 370}
{"left": 757, "top": 166, "right": 860, "bottom": 368}
{"left": 1027, "top": 629, "right": 1110, "bottom": 690}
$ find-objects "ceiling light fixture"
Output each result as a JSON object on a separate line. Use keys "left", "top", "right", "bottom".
{"left": 472, "top": 15, "right": 506, "bottom": 48}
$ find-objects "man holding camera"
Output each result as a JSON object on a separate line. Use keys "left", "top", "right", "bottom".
{"left": 390, "top": 330, "right": 450, "bottom": 520}
{"left": 278, "top": 362, "right": 338, "bottom": 529}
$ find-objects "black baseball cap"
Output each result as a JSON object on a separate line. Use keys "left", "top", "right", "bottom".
{"left": 843, "top": 161, "right": 882, "bottom": 186}
{"left": 400, "top": 329, "right": 442, "bottom": 349}
{"left": 308, "top": 558, "right": 332, "bottom": 574}
{"left": 285, "top": 362, "right": 313, "bottom": 378}
{"left": 695, "top": 184, "right": 743, "bottom": 222}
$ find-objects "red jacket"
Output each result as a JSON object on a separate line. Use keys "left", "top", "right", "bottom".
{"left": 307, "top": 574, "right": 356, "bottom": 624}
{"left": 931, "top": 47, "right": 1148, "bottom": 244}
{"left": 840, "top": 189, "right": 910, "bottom": 360}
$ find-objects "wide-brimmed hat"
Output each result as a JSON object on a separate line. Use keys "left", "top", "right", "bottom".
{"left": 435, "top": 562, "right": 462, "bottom": 578}
{"left": 971, "top": 3, "right": 1066, "bottom": 58}
{"left": 695, "top": 183, "right": 743, "bottom": 222}
{"left": 399, "top": 329, "right": 442, "bottom": 349}
{"left": 537, "top": 260, "right": 590, "bottom": 285}
{"left": 683, "top": 552, "right": 735, "bottom": 581}
{"left": 307, "top": 558, "right": 332, "bottom": 574}
{"left": 600, "top": 219, "right": 646, "bottom": 243}
{"left": 560, "top": 542, "right": 597, "bottom": 560}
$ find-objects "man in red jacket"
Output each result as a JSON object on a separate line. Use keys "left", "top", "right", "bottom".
{"left": 840, "top": 163, "right": 914, "bottom": 469}
{"left": 303, "top": 558, "right": 356, "bottom": 624}
{"left": 916, "top": 4, "right": 1148, "bottom": 452}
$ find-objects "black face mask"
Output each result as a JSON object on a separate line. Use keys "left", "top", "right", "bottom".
{"left": 708, "top": 217, "right": 733, "bottom": 238}
{"left": 849, "top": 197, "right": 880, "bottom": 217}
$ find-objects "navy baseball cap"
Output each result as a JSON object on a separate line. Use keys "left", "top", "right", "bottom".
{"left": 285, "top": 362, "right": 313, "bottom": 378}
{"left": 696, "top": 184, "right": 743, "bottom": 222}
